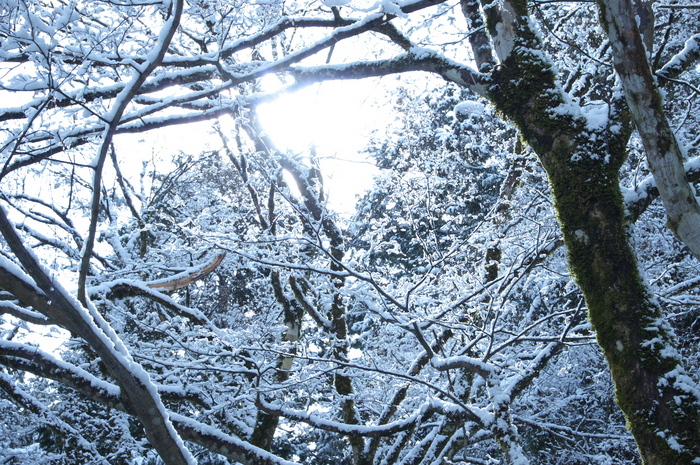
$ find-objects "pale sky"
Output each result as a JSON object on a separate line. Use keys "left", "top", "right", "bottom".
{"left": 256, "top": 78, "right": 393, "bottom": 215}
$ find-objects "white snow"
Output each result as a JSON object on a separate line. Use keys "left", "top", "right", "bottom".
{"left": 454, "top": 100, "right": 486, "bottom": 118}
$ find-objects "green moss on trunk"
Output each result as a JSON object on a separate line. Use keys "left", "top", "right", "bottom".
{"left": 485, "top": 15, "right": 700, "bottom": 463}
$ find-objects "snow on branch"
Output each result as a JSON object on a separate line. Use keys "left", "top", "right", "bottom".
{"left": 0, "top": 339, "right": 122, "bottom": 401}
{"left": 256, "top": 396, "right": 427, "bottom": 437}
{"left": 431, "top": 355, "right": 496, "bottom": 379}
{"left": 623, "top": 155, "right": 700, "bottom": 222}
{"left": 0, "top": 255, "right": 55, "bottom": 320}
{"left": 0, "top": 299, "right": 52, "bottom": 325}
{"left": 657, "top": 33, "right": 700, "bottom": 80}
{"left": 89, "top": 279, "right": 208, "bottom": 325}
{"left": 170, "top": 413, "right": 301, "bottom": 465}
{"left": 0, "top": 370, "right": 109, "bottom": 464}
{"left": 291, "top": 51, "right": 489, "bottom": 96}
{"left": 0, "top": 341, "right": 299, "bottom": 465}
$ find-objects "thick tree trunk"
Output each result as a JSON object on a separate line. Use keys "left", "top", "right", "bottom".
{"left": 547, "top": 152, "right": 700, "bottom": 465}
{"left": 480, "top": 1, "right": 700, "bottom": 462}
{"left": 597, "top": 0, "right": 700, "bottom": 260}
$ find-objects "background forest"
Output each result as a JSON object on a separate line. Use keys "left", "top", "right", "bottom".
{"left": 0, "top": 0, "right": 699, "bottom": 464}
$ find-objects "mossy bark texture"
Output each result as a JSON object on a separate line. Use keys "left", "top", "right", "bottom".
{"left": 481, "top": 1, "right": 700, "bottom": 463}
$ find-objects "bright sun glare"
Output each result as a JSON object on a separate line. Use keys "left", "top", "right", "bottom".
{"left": 256, "top": 78, "right": 392, "bottom": 214}
{"left": 1, "top": 62, "right": 392, "bottom": 216}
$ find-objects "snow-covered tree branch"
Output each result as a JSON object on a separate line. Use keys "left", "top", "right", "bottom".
{"left": 1, "top": 0, "right": 699, "bottom": 464}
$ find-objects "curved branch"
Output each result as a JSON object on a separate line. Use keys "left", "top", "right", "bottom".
{"left": 256, "top": 396, "right": 426, "bottom": 438}
{"left": 91, "top": 280, "right": 207, "bottom": 325}
{"left": 145, "top": 252, "right": 226, "bottom": 291}
{"left": 656, "top": 33, "right": 700, "bottom": 81}
{"left": 291, "top": 51, "right": 489, "bottom": 97}
{"left": 77, "top": 0, "right": 188, "bottom": 309}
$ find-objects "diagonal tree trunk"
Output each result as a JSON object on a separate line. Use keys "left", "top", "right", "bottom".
{"left": 474, "top": 0, "right": 700, "bottom": 462}
{"left": 0, "top": 207, "right": 195, "bottom": 465}
{"left": 598, "top": 0, "right": 700, "bottom": 261}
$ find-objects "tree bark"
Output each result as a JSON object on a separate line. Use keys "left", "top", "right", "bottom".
{"left": 0, "top": 207, "right": 195, "bottom": 465}
{"left": 478, "top": 0, "right": 700, "bottom": 462}
{"left": 597, "top": 0, "right": 700, "bottom": 260}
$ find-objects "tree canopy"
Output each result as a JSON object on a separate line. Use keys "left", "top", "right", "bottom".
{"left": 0, "top": 0, "right": 699, "bottom": 464}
